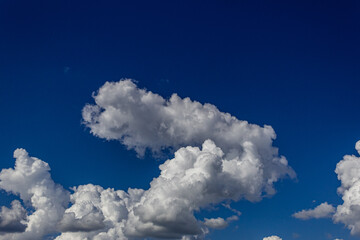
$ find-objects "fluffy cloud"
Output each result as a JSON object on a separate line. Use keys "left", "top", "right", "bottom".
{"left": 204, "top": 216, "right": 238, "bottom": 229}
{"left": 0, "top": 142, "right": 293, "bottom": 239}
{"left": 0, "top": 149, "right": 70, "bottom": 240}
{"left": 82, "top": 79, "right": 292, "bottom": 163}
{"left": 0, "top": 80, "right": 295, "bottom": 239}
{"left": 293, "top": 140, "right": 360, "bottom": 236}
{"left": 82, "top": 79, "right": 295, "bottom": 195}
{"left": 333, "top": 140, "right": 360, "bottom": 235}
{"left": 292, "top": 202, "right": 335, "bottom": 220}
{"left": 263, "top": 236, "right": 282, "bottom": 240}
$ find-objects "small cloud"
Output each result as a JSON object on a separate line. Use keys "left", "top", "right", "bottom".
{"left": 263, "top": 235, "right": 282, "bottom": 240}
{"left": 292, "top": 202, "right": 335, "bottom": 220}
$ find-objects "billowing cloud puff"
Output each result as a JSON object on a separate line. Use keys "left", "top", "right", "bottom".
{"left": 333, "top": 140, "right": 360, "bottom": 235}
{"left": 203, "top": 216, "right": 238, "bottom": 229}
{"left": 0, "top": 80, "right": 295, "bottom": 239}
{"left": 0, "top": 142, "right": 293, "bottom": 239}
{"left": 82, "top": 79, "right": 295, "bottom": 195}
{"left": 293, "top": 140, "right": 360, "bottom": 236}
{"left": 263, "top": 236, "right": 282, "bottom": 240}
{"left": 0, "top": 149, "right": 70, "bottom": 240}
{"left": 292, "top": 202, "right": 335, "bottom": 220}
{"left": 82, "top": 79, "right": 290, "bottom": 163}
{"left": 356, "top": 140, "right": 360, "bottom": 155}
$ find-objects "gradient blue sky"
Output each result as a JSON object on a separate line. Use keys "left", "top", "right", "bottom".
{"left": 0, "top": 1, "right": 359, "bottom": 239}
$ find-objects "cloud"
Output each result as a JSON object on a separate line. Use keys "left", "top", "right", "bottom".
{"left": 204, "top": 216, "right": 238, "bottom": 229}
{"left": 292, "top": 202, "right": 335, "bottom": 220}
{"left": 263, "top": 236, "right": 282, "bottom": 240}
{"left": 0, "top": 200, "right": 27, "bottom": 233}
{"left": 82, "top": 79, "right": 295, "bottom": 195}
{"left": 332, "top": 140, "right": 360, "bottom": 235}
{"left": 0, "top": 80, "right": 295, "bottom": 239}
{"left": 204, "top": 217, "right": 228, "bottom": 229}
{"left": 82, "top": 79, "right": 295, "bottom": 170}
{"left": 0, "top": 141, "right": 294, "bottom": 239}
{"left": 356, "top": 140, "right": 360, "bottom": 155}
{"left": 293, "top": 140, "right": 360, "bottom": 237}
{"left": 0, "top": 149, "right": 70, "bottom": 240}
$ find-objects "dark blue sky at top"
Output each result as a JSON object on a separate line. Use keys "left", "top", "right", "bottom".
{"left": 0, "top": 0, "right": 359, "bottom": 239}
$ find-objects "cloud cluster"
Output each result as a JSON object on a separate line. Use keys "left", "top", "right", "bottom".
{"left": 293, "top": 140, "right": 360, "bottom": 236}
{"left": 82, "top": 79, "right": 288, "bottom": 160}
{"left": 0, "top": 80, "right": 295, "bottom": 239}
{"left": 292, "top": 202, "right": 335, "bottom": 220}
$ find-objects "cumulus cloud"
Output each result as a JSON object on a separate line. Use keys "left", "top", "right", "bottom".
{"left": 292, "top": 202, "right": 335, "bottom": 220}
{"left": 82, "top": 79, "right": 293, "bottom": 164}
{"left": 0, "top": 80, "right": 295, "bottom": 239}
{"left": 0, "top": 200, "right": 27, "bottom": 233}
{"left": 356, "top": 140, "right": 360, "bottom": 155}
{"left": 293, "top": 140, "right": 360, "bottom": 236}
{"left": 0, "top": 149, "right": 70, "bottom": 240}
{"left": 332, "top": 140, "right": 360, "bottom": 235}
{"left": 263, "top": 236, "right": 282, "bottom": 240}
{"left": 204, "top": 216, "right": 238, "bottom": 229}
{"left": 0, "top": 142, "right": 293, "bottom": 239}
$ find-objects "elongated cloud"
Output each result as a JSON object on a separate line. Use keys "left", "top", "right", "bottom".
{"left": 293, "top": 140, "right": 360, "bottom": 236}
{"left": 263, "top": 236, "right": 282, "bottom": 240}
{"left": 204, "top": 216, "right": 238, "bottom": 229}
{"left": 292, "top": 202, "right": 335, "bottom": 220}
{"left": 82, "top": 80, "right": 295, "bottom": 196}
{"left": 0, "top": 80, "right": 295, "bottom": 239}
{"left": 82, "top": 79, "right": 289, "bottom": 161}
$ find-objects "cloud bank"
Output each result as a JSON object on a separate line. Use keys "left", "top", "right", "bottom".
{"left": 293, "top": 140, "right": 360, "bottom": 236}
{"left": 0, "top": 79, "right": 295, "bottom": 239}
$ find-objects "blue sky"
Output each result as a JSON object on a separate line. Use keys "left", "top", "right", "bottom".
{"left": 0, "top": 1, "right": 359, "bottom": 239}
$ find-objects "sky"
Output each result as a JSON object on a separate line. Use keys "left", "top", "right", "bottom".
{"left": 0, "top": 0, "right": 359, "bottom": 239}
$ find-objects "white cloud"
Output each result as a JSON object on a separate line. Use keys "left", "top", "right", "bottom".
{"left": 0, "top": 80, "right": 296, "bottom": 239}
{"left": 204, "top": 217, "right": 228, "bottom": 229}
{"left": 0, "top": 200, "right": 27, "bottom": 233}
{"left": 356, "top": 140, "right": 360, "bottom": 155}
{"left": 0, "top": 149, "right": 70, "bottom": 240}
{"left": 82, "top": 79, "right": 294, "bottom": 169}
{"left": 333, "top": 140, "right": 360, "bottom": 235}
{"left": 293, "top": 140, "right": 360, "bottom": 236}
{"left": 0, "top": 141, "right": 293, "bottom": 240}
{"left": 203, "top": 215, "right": 238, "bottom": 229}
{"left": 263, "top": 236, "right": 282, "bottom": 240}
{"left": 292, "top": 202, "right": 335, "bottom": 220}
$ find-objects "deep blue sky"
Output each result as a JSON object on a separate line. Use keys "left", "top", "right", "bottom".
{"left": 0, "top": 0, "right": 359, "bottom": 239}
